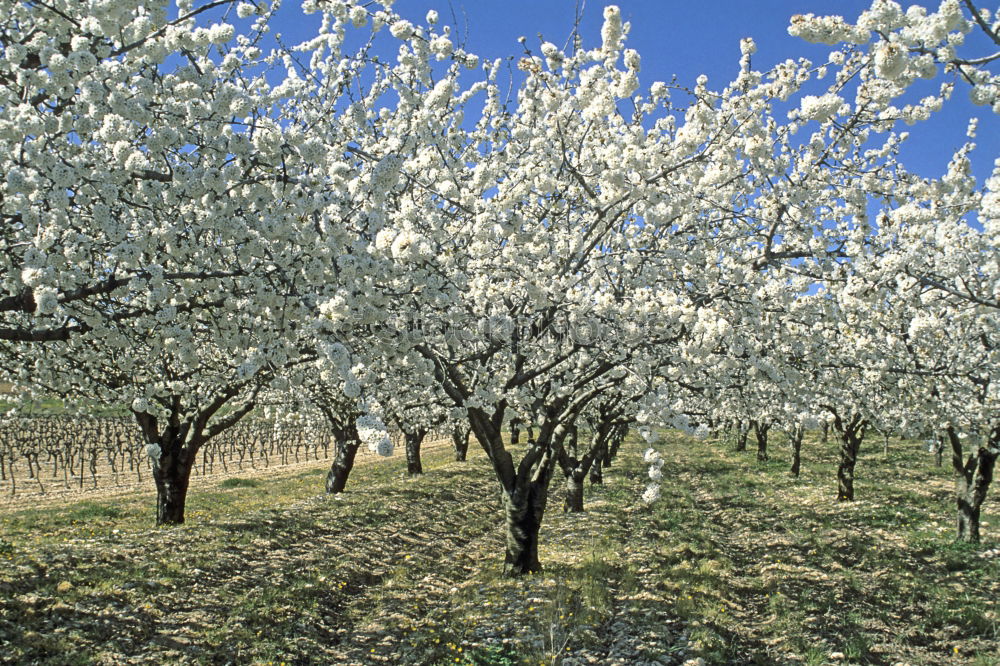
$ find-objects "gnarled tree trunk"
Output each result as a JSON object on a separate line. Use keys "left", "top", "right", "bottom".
{"left": 151, "top": 443, "right": 195, "bottom": 525}
{"left": 502, "top": 474, "right": 552, "bottom": 575}
{"left": 557, "top": 425, "right": 585, "bottom": 512}
{"left": 465, "top": 405, "right": 566, "bottom": 576}
{"left": 563, "top": 474, "right": 585, "bottom": 512}
{"left": 590, "top": 438, "right": 606, "bottom": 484}
{"left": 510, "top": 418, "right": 522, "bottom": 446}
{"left": 326, "top": 423, "right": 361, "bottom": 494}
{"left": 735, "top": 421, "right": 749, "bottom": 452}
{"left": 134, "top": 392, "right": 256, "bottom": 526}
{"left": 606, "top": 423, "right": 627, "bottom": 464}
{"left": 558, "top": 421, "right": 610, "bottom": 512}
{"left": 830, "top": 412, "right": 867, "bottom": 502}
{"left": 404, "top": 428, "right": 427, "bottom": 476}
{"left": 788, "top": 425, "right": 804, "bottom": 477}
{"left": 754, "top": 421, "right": 770, "bottom": 462}
{"left": 948, "top": 426, "right": 999, "bottom": 543}
{"left": 452, "top": 424, "right": 471, "bottom": 461}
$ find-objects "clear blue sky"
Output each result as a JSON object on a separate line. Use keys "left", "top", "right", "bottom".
{"left": 267, "top": 0, "right": 997, "bottom": 184}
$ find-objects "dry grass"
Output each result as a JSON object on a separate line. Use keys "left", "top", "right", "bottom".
{"left": 0, "top": 430, "right": 997, "bottom": 665}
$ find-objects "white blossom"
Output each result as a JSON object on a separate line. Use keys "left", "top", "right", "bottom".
{"left": 797, "top": 93, "right": 845, "bottom": 121}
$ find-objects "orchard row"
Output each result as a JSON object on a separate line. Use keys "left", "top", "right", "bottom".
{"left": 0, "top": 0, "right": 996, "bottom": 573}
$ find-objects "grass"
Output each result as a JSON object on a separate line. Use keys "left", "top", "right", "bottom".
{"left": 0, "top": 430, "right": 998, "bottom": 664}
{"left": 638, "top": 429, "right": 1000, "bottom": 664}
{"left": 218, "top": 476, "right": 263, "bottom": 489}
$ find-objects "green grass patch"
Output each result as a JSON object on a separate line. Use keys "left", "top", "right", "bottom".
{"left": 218, "top": 477, "right": 261, "bottom": 489}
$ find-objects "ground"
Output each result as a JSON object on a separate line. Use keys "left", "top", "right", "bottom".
{"left": 0, "top": 431, "right": 997, "bottom": 665}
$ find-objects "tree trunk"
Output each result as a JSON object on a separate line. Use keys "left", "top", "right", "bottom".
{"left": 607, "top": 423, "right": 627, "bottom": 464}
{"left": 735, "top": 422, "right": 749, "bottom": 452}
{"left": 564, "top": 424, "right": 579, "bottom": 457}
{"left": 789, "top": 425, "right": 803, "bottom": 477}
{"left": 135, "top": 415, "right": 203, "bottom": 527}
{"left": 557, "top": 421, "right": 606, "bottom": 512}
{"left": 510, "top": 419, "right": 521, "bottom": 446}
{"left": 325, "top": 427, "right": 360, "bottom": 494}
{"left": 957, "top": 493, "right": 982, "bottom": 543}
{"left": 502, "top": 477, "right": 550, "bottom": 575}
{"left": 590, "top": 439, "right": 606, "bottom": 484}
{"left": 948, "top": 427, "right": 999, "bottom": 544}
{"left": 404, "top": 429, "right": 427, "bottom": 476}
{"left": 464, "top": 403, "right": 570, "bottom": 576}
{"left": 452, "top": 425, "right": 470, "bottom": 462}
{"left": 754, "top": 421, "right": 770, "bottom": 462}
{"left": 564, "top": 474, "right": 585, "bottom": 512}
{"left": 837, "top": 440, "right": 858, "bottom": 501}
{"left": 832, "top": 414, "right": 867, "bottom": 502}
{"left": 152, "top": 446, "right": 195, "bottom": 526}
{"left": 133, "top": 392, "right": 256, "bottom": 526}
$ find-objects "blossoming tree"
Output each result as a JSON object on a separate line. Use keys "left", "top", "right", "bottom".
{"left": 3, "top": 0, "right": 996, "bottom": 563}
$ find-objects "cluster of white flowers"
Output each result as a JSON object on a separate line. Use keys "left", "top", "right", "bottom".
{"left": 600, "top": 5, "right": 624, "bottom": 63}
{"left": 370, "top": 154, "right": 403, "bottom": 198}
{"left": 389, "top": 19, "right": 414, "bottom": 40}
{"left": 637, "top": 445, "right": 662, "bottom": 504}
{"left": 873, "top": 41, "right": 909, "bottom": 79}
{"left": 796, "top": 93, "right": 846, "bottom": 121}
{"left": 357, "top": 411, "right": 393, "bottom": 456}
{"left": 788, "top": 13, "right": 870, "bottom": 45}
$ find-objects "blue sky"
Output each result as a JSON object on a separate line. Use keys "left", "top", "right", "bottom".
{"left": 266, "top": 0, "right": 997, "bottom": 183}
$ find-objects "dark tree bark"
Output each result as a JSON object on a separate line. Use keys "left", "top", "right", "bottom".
{"left": 325, "top": 423, "right": 361, "bottom": 494}
{"left": 948, "top": 426, "right": 999, "bottom": 543}
{"left": 451, "top": 424, "right": 471, "bottom": 461}
{"left": 134, "top": 391, "right": 256, "bottom": 525}
{"left": 314, "top": 401, "right": 362, "bottom": 494}
{"left": 606, "top": 423, "right": 627, "bottom": 464}
{"left": 464, "top": 405, "right": 569, "bottom": 576}
{"left": 590, "top": 438, "right": 607, "bottom": 484}
{"left": 415, "top": 336, "right": 619, "bottom": 576}
{"left": 500, "top": 430, "right": 560, "bottom": 576}
{"left": 789, "top": 425, "right": 804, "bottom": 477}
{"left": 754, "top": 421, "right": 771, "bottom": 462}
{"left": 558, "top": 419, "right": 614, "bottom": 512}
{"left": 735, "top": 421, "right": 749, "bottom": 452}
{"left": 151, "top": 442, "right": 195, "bottom": 525}
{"left": 828, "top": 411, "right": 867, "bottom": 502}
{"left": 502, "top": 461, "right": 554, "bottom": 575}
{"left": 564, "top": 475, "right": 585, "bottom": 512}
{"left": 565, "top": 424, "right": 579, "bottom": 458}
{"left": 404, "top": 428, "right": 427, "bottom": 476}
{"left": 510, "top": 418, "right": 522, "bottom": 446}
{"left": 557, "top": 425, "right": 587, "bottom": 513}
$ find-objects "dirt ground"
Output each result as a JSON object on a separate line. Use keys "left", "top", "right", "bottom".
{"left": 0, "top": 437, "right": 450, "bottom": 511}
